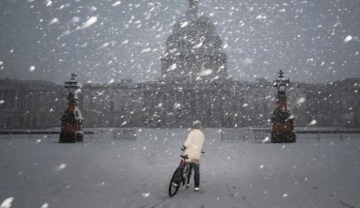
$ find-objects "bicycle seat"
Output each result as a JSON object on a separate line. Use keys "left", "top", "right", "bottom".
{"left": 180, "top": 155, "right": 189, "bottom": 160}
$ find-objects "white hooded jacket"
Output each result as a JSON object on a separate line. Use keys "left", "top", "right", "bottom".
{"left": 183, "top": 129, "right": 205, "bottom": 163}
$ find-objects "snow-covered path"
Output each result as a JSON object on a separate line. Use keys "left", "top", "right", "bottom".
{"left": 1, "top": 129, "right": 360, "bottom": 208}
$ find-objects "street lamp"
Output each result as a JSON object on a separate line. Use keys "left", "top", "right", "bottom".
{"left": 270, "top": 70, "right": 296, "bottom": 143}
{"left": 59, "top": 73, "right": 84, "bottom": 143}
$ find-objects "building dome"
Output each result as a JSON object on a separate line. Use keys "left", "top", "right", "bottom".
{"left": 161, "top": 0, "right": 228, "bottom": 81}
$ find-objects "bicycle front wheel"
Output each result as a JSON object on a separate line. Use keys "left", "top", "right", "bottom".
{"left": 168, "top": 168, "right": 182, "bottom": 197}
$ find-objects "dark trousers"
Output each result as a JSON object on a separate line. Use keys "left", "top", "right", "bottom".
{"left": 187, "top": 163, "right": 200, "bottom": 187}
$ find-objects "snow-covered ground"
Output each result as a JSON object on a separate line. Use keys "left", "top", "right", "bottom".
{"left": 1, "top": 128, "right": 360, "bottom": 208}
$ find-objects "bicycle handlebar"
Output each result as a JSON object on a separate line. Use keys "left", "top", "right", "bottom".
{"left": 180, "top": 147, "right": 205, "bottom": 154}
{"left": 180, "top": 155, "right": 189, "bottom": 160}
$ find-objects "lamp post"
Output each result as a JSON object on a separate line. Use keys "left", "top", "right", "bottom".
{"left": 270, "top": 70, "right": 296, "bottom": 143}
{"left": 59, "top": 73, "right": 84, "bottom": 143}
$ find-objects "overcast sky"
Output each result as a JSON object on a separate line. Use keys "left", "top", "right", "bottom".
{"left": 0, "top": 0, "right": 359, "bottom": 84}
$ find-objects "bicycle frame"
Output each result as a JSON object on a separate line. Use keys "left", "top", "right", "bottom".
{"left": 168, "top": 154, "right": 190, "bottom": 197}
{"left": 180, "top": 157, "right": 191, "bottom": 182}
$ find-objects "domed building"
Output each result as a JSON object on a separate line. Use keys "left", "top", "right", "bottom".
{"left": 2, "top": 1, "right": 356, "bottom": 130}
{"left": 161, "top": 0, "right": 228, "bottom": 81}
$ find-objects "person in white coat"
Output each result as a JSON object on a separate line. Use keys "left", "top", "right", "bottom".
{"left": 182, "top": 120, "right": 205, "bottom": 191}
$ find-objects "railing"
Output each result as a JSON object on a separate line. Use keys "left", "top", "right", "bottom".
{"left": 0, "top": 128, "right": 137, "bottom": 141}
{"left": 220, "top": 128, "right": 252, "bottom": 141}
{"left": 113, "top": 128, "right": 136, "bottom": 141}
{"left": 0, "top": 130, "right": 94, "bottom": 140}
{"left": 294, "top": 129, "right": 360, "bottom": 141}
{"left": 221, "top": 128, "right": 360, "bottom": 142}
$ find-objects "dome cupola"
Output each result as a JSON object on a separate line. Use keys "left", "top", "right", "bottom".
{"left": 161, "top": 0, "right": 228, "bottom": 81}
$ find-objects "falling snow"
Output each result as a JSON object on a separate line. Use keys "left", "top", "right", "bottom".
{"left": 112, "top": 1, "right": 121, "bottom": 7}
{"left": 199, "top": 69, "right": 213, "bottom": 76}
{"left": 296, "top": 97, "right": 306, "bottom": 105}
{"left": 56, "top": 163, "right": 66, "bottom": 171}
{"left": 80, "top": 16, "right": 98, "bottom": 30}
{"left": 40, "top": 203, "right": 49, "bottom": 208}
{"left": 45, "top": 0, "right": 52, "bottom": 7}
{"left": 344, "top": 35, "right": 353, "bottom": 43}
{"left": 0, "top": 197, "right": 14, "bottom": 208}
{"left": 48, "top": 18, "right": 58, "bottom": 25}
{"left": 308, "top": 119, "right": 317, "bottom": 126}
{"left": 29, "top": 66, "right": 35, "bottom": 72}
{"left": 168, "top": 63, "right": 177, "bottom": 71}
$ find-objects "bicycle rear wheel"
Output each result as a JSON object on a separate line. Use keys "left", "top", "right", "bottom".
{"left": 168, "top": 168, "right": 182, "bottom": 197}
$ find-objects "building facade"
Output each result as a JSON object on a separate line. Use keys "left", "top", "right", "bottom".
{"left": 0, "top": 79, "right": 65, "bottom": 129}
{"left": 1, "top": 77, "right": 359, "bottom": 129}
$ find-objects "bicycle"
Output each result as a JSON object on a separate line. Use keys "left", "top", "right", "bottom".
{"left": 168, "top": 154, "right": 191, "bottom": 197}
